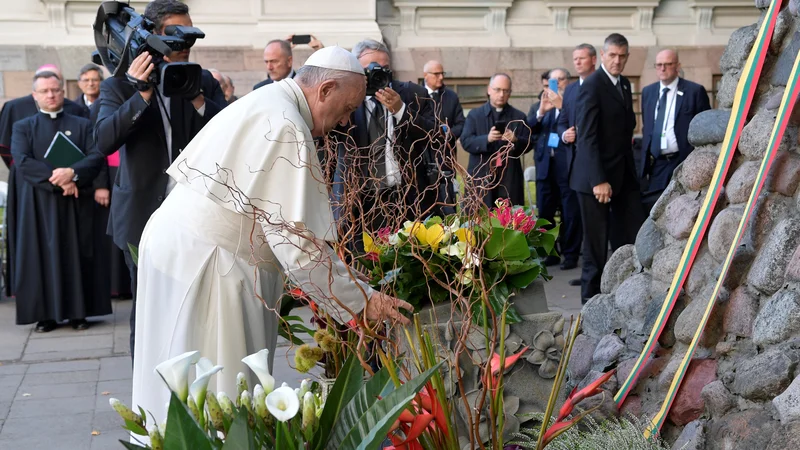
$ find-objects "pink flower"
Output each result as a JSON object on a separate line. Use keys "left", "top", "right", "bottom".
{"left": 365, "top": 252, "right": 380, "bottom": 262}
{"left": 377, "top": 227, "right": 392, "bottom": 243}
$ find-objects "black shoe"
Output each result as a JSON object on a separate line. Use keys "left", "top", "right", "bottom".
{"left": 544, "top": 255, "right": 561, "bottom": 267}
{"left": 70, "top": 319, "right": 89, "bottom": 330}
{"left": 34, "top": 320, "right": 57, "bottom": 333}
{"left": 568, "top": 278, "right": 581, "bottom": 286}
{"left": 560, "top": 259, "right": 578, "bottom": 270}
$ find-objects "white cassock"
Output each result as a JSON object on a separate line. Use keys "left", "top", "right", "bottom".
{"left": 131, "top": 77, "right": 373, "bottom": 425}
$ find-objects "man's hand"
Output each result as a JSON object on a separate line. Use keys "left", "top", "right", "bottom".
{"left": 365, "top": 291, "right": 412, "bottom": 326}
{"left": 539, "top": 96, "right": 554, "bottom": 115}
{"left": 488, "top": 126, "right": 502, "bottom": 143}
{"left": 502, "top": 129, "right": 517, "bottom": 143}
{"left": 95, "top": 188, "right": 110, "bottom": 207}
{"left": 563, "top": 126, "right": 576, "bottom": 144}
{"left": 375, "top": 88, "right": 403, "bottom": 115}
{"left": 61, "top": 182, "right": 79, "bottom": 198}
{"left": 593, "top": 182, "right": 612, "bottom": 204}
{"left": 309, "top": 35, "right": 324, "bottom": 50}
{"left": 127, "top": 52, "right": 155, "bottom": 102}
{"left": 49, "top": 168, "right": 75, "bottom": 187}
{"left": 546, "top": 89, "right": 563, "bottom": 109}
{"left": 191, "top": 94, "right": 205, "bottom": 111}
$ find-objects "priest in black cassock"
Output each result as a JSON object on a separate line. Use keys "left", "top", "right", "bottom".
{"left": 10, "top": 71, "right": 108, "bottom": 332}
{"left": 0, "top": 65, "right": 88, "bottom": 300}
{"left": 461, "top": 73, "right": 530, "bottom": 208}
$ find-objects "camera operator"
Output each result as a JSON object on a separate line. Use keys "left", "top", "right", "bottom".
{"left": 94, "top": 0, "right": 227, "bottom": 358}
{"left": 330, "top": 39, "right": 435, "bottom": 253}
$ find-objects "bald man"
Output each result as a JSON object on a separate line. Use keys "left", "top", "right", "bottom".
{"left": 422, "top": 60, "right": 464, "bottom": 214}
{"left": 640, "top": 49, "right": 710, "bottom": 215}
{"left": 253, "top": 40, "right": 295, "bottom": 91}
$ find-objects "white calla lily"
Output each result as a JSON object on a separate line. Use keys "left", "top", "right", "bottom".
{"left": 241, "top": 349, "right": 275, "bottom": 394}
{"left": 189, "top": 357, "right": 223, "bottom": 413}
{"left": 154, "top": 351, "right": 201, "bottom": 402}
{"left": 266, "top": 386, "right": 300, "bottom": 422}
{"left": 440, "top": 241, "right": 467, "bottom": 259}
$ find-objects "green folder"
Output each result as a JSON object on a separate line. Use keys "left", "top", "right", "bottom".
{"left": 44, "top": 131, "right": 85, "bottom": 168}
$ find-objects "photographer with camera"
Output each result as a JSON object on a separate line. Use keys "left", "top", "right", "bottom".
{"left": 94, "top": 0, "right": 226, "bottom": 358}
{"left": 330, "top": 39, "right": 435, "bottom": 252}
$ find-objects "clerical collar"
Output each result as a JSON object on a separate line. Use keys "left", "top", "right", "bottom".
{"left": 601, "top": 64, "right": 619, "bottom": 85}
{"left": 494, "top": 107, "right": 503, "bottom": 113}
{"left": 40, "top": 109, "right": 63, "bottom": 119}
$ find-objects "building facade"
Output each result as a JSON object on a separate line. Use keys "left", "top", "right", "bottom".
{"left": 0, "top": 0, "right": 759, "bottom": 119}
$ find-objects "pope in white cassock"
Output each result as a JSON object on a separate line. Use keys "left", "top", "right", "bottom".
{"left": 131, "top": 46, "right": 412, "bottom": 425}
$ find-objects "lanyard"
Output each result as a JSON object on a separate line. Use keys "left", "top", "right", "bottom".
{"left": 658, "top": 87, "right": 675, "bottom": 135}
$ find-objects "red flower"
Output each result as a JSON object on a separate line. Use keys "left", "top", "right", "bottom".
{"left": 365, "top": 252, "right": 380, "bottom": 262}
{"left": 377, "top": 226, "right": 393, "bottom": 243}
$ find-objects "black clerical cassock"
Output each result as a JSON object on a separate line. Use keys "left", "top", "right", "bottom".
{"left": 0, "top": 95, "right": 87, "bottom": 299}
{"left": 10, "top": 111, "right": 109, "bottom": 325}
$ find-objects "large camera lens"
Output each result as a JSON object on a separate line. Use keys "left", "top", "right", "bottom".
{"left": 366, "top": 62, "right": 392, "bottom": 96}
{"left": 161, "top": 62, "right": 203, "bottom": 98}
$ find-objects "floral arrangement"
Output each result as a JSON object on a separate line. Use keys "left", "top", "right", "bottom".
{"left": 110, "top": 349, "right": 440, "bottom": 450}
{"left": 360, "top": 199, "right": 560, "bottom": 324}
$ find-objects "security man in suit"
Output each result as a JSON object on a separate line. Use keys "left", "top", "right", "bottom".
{"left": 422, "top": 60, "right": 465, "bottom": 215}
{"left": 95, "top": 0, "right": 227, "bottom": 358}
{"left": 640, "top": 49, "right": 711, "bottom": 215}
{"left": 570, "top": 33, "right": 645, "bottom": 304}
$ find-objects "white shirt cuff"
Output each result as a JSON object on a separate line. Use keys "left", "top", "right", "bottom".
{"left": 392, "top": 103, "right": 406, "bottom": 121}
{"left": 561, "top": 131, "right": 568, "bottom": 144}
{"left": 195, "top": 102, "right": 206, "bottom": 116}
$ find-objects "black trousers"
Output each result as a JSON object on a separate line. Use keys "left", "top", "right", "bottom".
{"left": 536, "top": 154, "right": 582, "bottom": 261}
{"left": 122, "top": 248, "right": 138, "bottom": 361}
{"left": 577, "top": 188, "right": 645, "bottom": 301}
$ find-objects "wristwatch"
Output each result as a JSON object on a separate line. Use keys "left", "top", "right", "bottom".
{"left": 71, "top": 168, "right": 78, "bottom": 182}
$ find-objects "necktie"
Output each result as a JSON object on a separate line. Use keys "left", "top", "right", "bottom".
{"left": 366, "top": 98, "right": 387, "bottom": 187}
{"left": 615, "top": 80, "right": 624, "bottom": 100}
{"left": 650, "top": 87, "right": 670, "bottom": 158}
{"left": 432, "top": 91, "right": 442, "bottom": 104}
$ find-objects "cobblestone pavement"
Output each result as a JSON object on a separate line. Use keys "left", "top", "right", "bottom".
{"left": 0, "top": 263, "right": 583, "bottom": 449}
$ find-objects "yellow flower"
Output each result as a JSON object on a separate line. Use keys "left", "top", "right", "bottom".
{"left": 362, "top": 232, "right": 382, "bottom": 255}
{"left": 456, "top": 228, "right": 476, "bottom": 247}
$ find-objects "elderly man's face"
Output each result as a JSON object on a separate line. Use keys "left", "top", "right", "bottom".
{"left": 423, "top": 62, "right": 445, "bottom": 91}
{"left": 78, "top": 69, "right": 102, "bottom": 97}
{"left": 550, "top": 70, "right": 569, "bottom": 94}
{"left": 488, "top": 75, "right": 511, "bottom": 108}
{"left": 264, "top": 42, "right": 293, "bottom": 81}
{"left": 312, "top": 73, "right": 366, "bottom": 136}
{"left": 33, "top": 76, "right": 64, "bottom": 112}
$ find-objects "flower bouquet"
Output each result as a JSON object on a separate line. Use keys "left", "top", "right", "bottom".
{"left": 360, "top": 199, "right": 560, "bottom": 324}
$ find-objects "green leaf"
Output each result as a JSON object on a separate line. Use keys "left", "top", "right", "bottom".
{"left": 326, "top": 366, "right": 393, "bottom": 448}
{"left": 222, "top": 407, "right": 255, "bottom": 450}
{"left": 312, "top": 355, "right": 364, "bottom": 450}
{"left": 425, "top": 216, "right": 443, "bottom": 226}
{"left": 123, "top": 419, "right": 147, "bottom": 436}
{"left": 509, "top": 266, "right": 541, "bottom": 289}
{"left": 485, "top": 227, "right": 531, "bottom": 261}
{"left": 163, "top": 391, "right": 214, "bottom": 450}
{"left": 326, "top": 363, "right": 444, "bottom": 450}
{"left": 127, "top": 243, "right": 139, "bottom": 266}
{"left": 120, "top": 442, "right": 147, "bottom": 450}
{"left": 275, "top": 421, "right": 296, "bottom": 450}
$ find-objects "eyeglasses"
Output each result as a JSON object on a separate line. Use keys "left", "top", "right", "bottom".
{"left": 79, "top": 78, "right": 101, "bottom": 83}
{"left": 655, "top": 63, "right": 676, "bottom": 69}
{"left": 34, "top": 89, "right": 63, "bottom": 95}
{"left": 491, "top": 87, "right": 511, "bottom": 94}
{"left": 426, "top": 71, "right": 446, "bottom": 77}
{"left": 550, "top": 76, "right": 567, "bottom": 81}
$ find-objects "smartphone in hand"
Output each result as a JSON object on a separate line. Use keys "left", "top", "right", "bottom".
{"left": 548, "top": 78, "right": 558, "bottom": 93}
{"left": 291, "top": 34, "right": 312, "bottom": 45}
{"left": 494, "top": 120, "right": 508, "bottom": 133}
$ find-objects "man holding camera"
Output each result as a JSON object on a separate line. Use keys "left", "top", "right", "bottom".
{"left": 94, "top": 0, "right": 227, "bottom": 358}
{"left": 461, "top": 73, "right": 530, "bottom": 209}
{"left": 330, "top": 39, "right": 436, "bottom": 252}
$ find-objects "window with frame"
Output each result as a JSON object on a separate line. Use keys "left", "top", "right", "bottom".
{"left": 419, "top": 77, "right": 490, "bottom": 113}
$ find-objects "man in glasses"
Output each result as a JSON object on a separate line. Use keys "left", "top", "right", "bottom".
{"left": 640, "top": 49, "right": 710, "bottom": 215}
{"left": 75, "top": 63, "right": 104, "bottom": 113}
{"left": 461, "top": 73, "right": 530, "bottom": 209}
{"left": 422, "top": 60, "right": 464, "bottom": 214}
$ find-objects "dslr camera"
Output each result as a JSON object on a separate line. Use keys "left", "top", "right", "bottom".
{"left": 364, "top": 62, "right": 392, "bottom": 96}
{"left": 92, "top": 1, "right": 205, "bottom": 98}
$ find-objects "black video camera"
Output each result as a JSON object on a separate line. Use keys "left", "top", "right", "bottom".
{"left": 92, "top": 1, "right": 205, "bottom": 98}
{"left": 365, "top": 62, "right": 392, "bottom": 96}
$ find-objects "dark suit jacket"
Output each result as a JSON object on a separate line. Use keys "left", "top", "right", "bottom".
{"left": 556, "top": 81, "right": 581, "bottom": 178}
{"left": 570, "top": 68, "right": 637, "bottom": 195}
{"left": 528, "top": 108, "right": 567, "bottom": 181}
{"left": 461, "top": 102, "right": 530, "bottom": 206}
{"left": 74, "top": 94, "right": 92, "bottom": 116}
{"left": 331, "top": 81, "right": 436, "bottom": 225}
{"left": 639, "top": 78, "right": 711, "bottom": 184}
{"left": 427, "top": 86, "right": 465, "bottom": 170}
{"left": 94, "top": 70, "right": 226, "bottom": 249}
{"left": 252, "top": 70, "right": 295, "bottom": 91}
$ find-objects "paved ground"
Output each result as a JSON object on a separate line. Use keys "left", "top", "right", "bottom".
{"left": 0, "top": 264, "right": 583, "bottom": 449}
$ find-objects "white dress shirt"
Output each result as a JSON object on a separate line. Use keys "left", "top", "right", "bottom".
{"left": 601, "top": 64, "right": 619, "bottom": 86}
{"left": 364, "top": 96, "right": 406, "bottom": 188}
{"left": 83, "top": 95, "right": 93, "bottom": 108}
{"left": 653, "top": 77, "right": 680, "bottom": 155}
